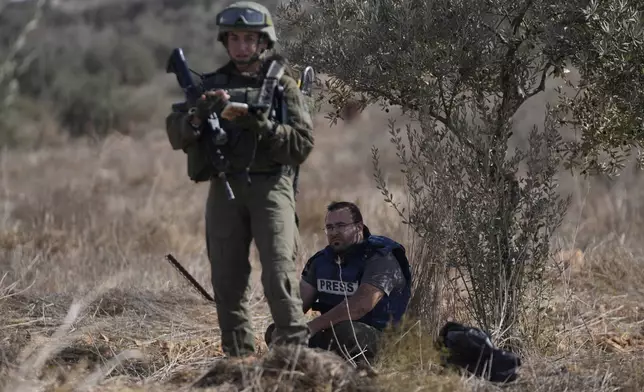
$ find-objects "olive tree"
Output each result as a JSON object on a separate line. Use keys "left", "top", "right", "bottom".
{"left": 275, "top": 0, "right": 644, "bottom": 342}
{"left": 0, "top": 0, "right": 47, "bottom": 146}
{"left": 0, "top": 0, "right": 47, "bottom": 106}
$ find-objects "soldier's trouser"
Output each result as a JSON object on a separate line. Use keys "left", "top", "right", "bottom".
{"left": 205, "top": 172, "right": 310, "bottom": 357}
{"left": 265, "top": 320, "right": 382, "bottom": 363}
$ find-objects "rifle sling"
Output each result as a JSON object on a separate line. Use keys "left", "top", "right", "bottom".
{"left": 257, "top": 60, "right": 286, "bottom": 112}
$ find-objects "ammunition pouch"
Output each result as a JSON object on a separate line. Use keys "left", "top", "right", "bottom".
{"left": 165, "top": 109, "right": 216, "bottom": 183}
{"left": 184, "top": 141, "right": 216, "bottom": 183}
{"left": 165, "top": 105, "right": 197, "bottom": 151}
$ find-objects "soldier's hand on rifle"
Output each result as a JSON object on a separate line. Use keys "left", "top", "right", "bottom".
{"left": 233, "top": 107, "right": 274, "bottom": 135}
{"left": 190, "top": 89, "right": 230, "bottom": 125}
{"left": 221, "top": 102, "right": 249, "bottom": 120}
{"left": 203, "top": 89, "right": 230, "bottom": 101}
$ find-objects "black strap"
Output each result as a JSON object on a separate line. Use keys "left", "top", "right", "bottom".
{"left": 257, "top": 60, "right": 285, "bottom": 110}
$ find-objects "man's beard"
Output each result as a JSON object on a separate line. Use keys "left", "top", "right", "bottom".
{"left": 329, "top": 237, "right": 348, "bottom": 252}
{"left": 330, "top": 231, "right": 363, "bottom": 253}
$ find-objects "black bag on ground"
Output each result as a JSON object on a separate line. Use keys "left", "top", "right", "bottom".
{"left": 436, "top": 322, "right": 521, "bottom": 383}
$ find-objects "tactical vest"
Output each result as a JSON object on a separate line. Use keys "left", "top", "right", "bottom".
{"left": 185, "top": 59, "right": 293, "bottom": 182}
{"left": 308, "top": 235, "right": 413, "bottom": 331}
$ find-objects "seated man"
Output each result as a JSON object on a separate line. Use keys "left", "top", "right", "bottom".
{"left": 265, "top": 201, "right": 412, "bottom": 362}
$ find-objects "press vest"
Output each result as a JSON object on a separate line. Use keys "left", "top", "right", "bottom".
{"left": 308, "top": 235, "right": 412, "bottom": 330}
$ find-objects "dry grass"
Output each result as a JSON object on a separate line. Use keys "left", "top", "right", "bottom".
{"left": 1, "top": 63, "right": 644, "bottom": 392}
{"left": 0, "top": 102, "right": 414, "bottom": 391}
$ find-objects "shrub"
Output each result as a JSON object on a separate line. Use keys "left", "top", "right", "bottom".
{"left": 276, "top": 0, "right": 644, "bottom": 344}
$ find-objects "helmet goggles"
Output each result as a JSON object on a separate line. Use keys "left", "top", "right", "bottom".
{"left": 217, "top": 7, "right": 270, "bottom": 27}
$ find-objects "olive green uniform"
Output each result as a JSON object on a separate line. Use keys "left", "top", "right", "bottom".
{"left": 165, "top": 58, "right": 314, "bottom": 356}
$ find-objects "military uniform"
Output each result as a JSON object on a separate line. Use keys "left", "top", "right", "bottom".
{"left": 165, "top": 2, "right": 314, "bottom": 357}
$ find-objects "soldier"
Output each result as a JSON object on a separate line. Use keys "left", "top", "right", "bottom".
{"left": 164, "top": 1, "right": 314, "bottom": 358}
{"left": 265, "top": 201, "right": 413, "bottom": 363}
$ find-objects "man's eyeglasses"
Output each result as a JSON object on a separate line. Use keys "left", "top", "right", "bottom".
{"left": 324, "top": 222, "right": 358, "bottom": 234}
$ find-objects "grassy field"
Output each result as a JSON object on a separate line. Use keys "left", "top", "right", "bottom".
{"left": 2, "top": 95, "right": 644, "bottom": 391}
{"left": 1, "top": 1, "right": 644, "bottom": 391}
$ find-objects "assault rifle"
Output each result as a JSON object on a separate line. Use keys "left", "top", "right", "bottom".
{"left": 166, "top": 48, "right": 235, "bottom": 200}
{"left": 164, "top": 57, "right": 316, "bottom": 303}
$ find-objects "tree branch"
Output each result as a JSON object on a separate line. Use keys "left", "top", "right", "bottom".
{"left": 474, "top": 17, "right": 510, "bottom": 46}
{"left": 527, "top": 62, "right": 553, "bottom": 98}
{"left": 447, "top": 77, "right": 462, "bottom": 120}
{"left": 354, "top": 81, "right": 487, "bottom": 160}
{"left": 496, "top": 0, "right": 539, "bottom": 132}
{"left": 512, "top": 0, "right": 535, "bottom": 34}
{"left": 437, "top": 76, "right": 449, "bottom": 118}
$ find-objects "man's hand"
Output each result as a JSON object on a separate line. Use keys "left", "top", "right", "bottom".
{"left": 232, "top": 108, "right": 274, "bottom": 134}
{"left": 221, "top": 102, "right": 249, "bottom": 121}
{"left": 191, "top": 89, "right": 230, "bottom": 125}
{"left": 306, "top": 283, "right": 385, "bottom": 335}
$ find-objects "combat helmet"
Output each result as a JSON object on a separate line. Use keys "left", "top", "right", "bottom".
{"left": 215, "top": 1, "right": 277, "bottom": 49}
